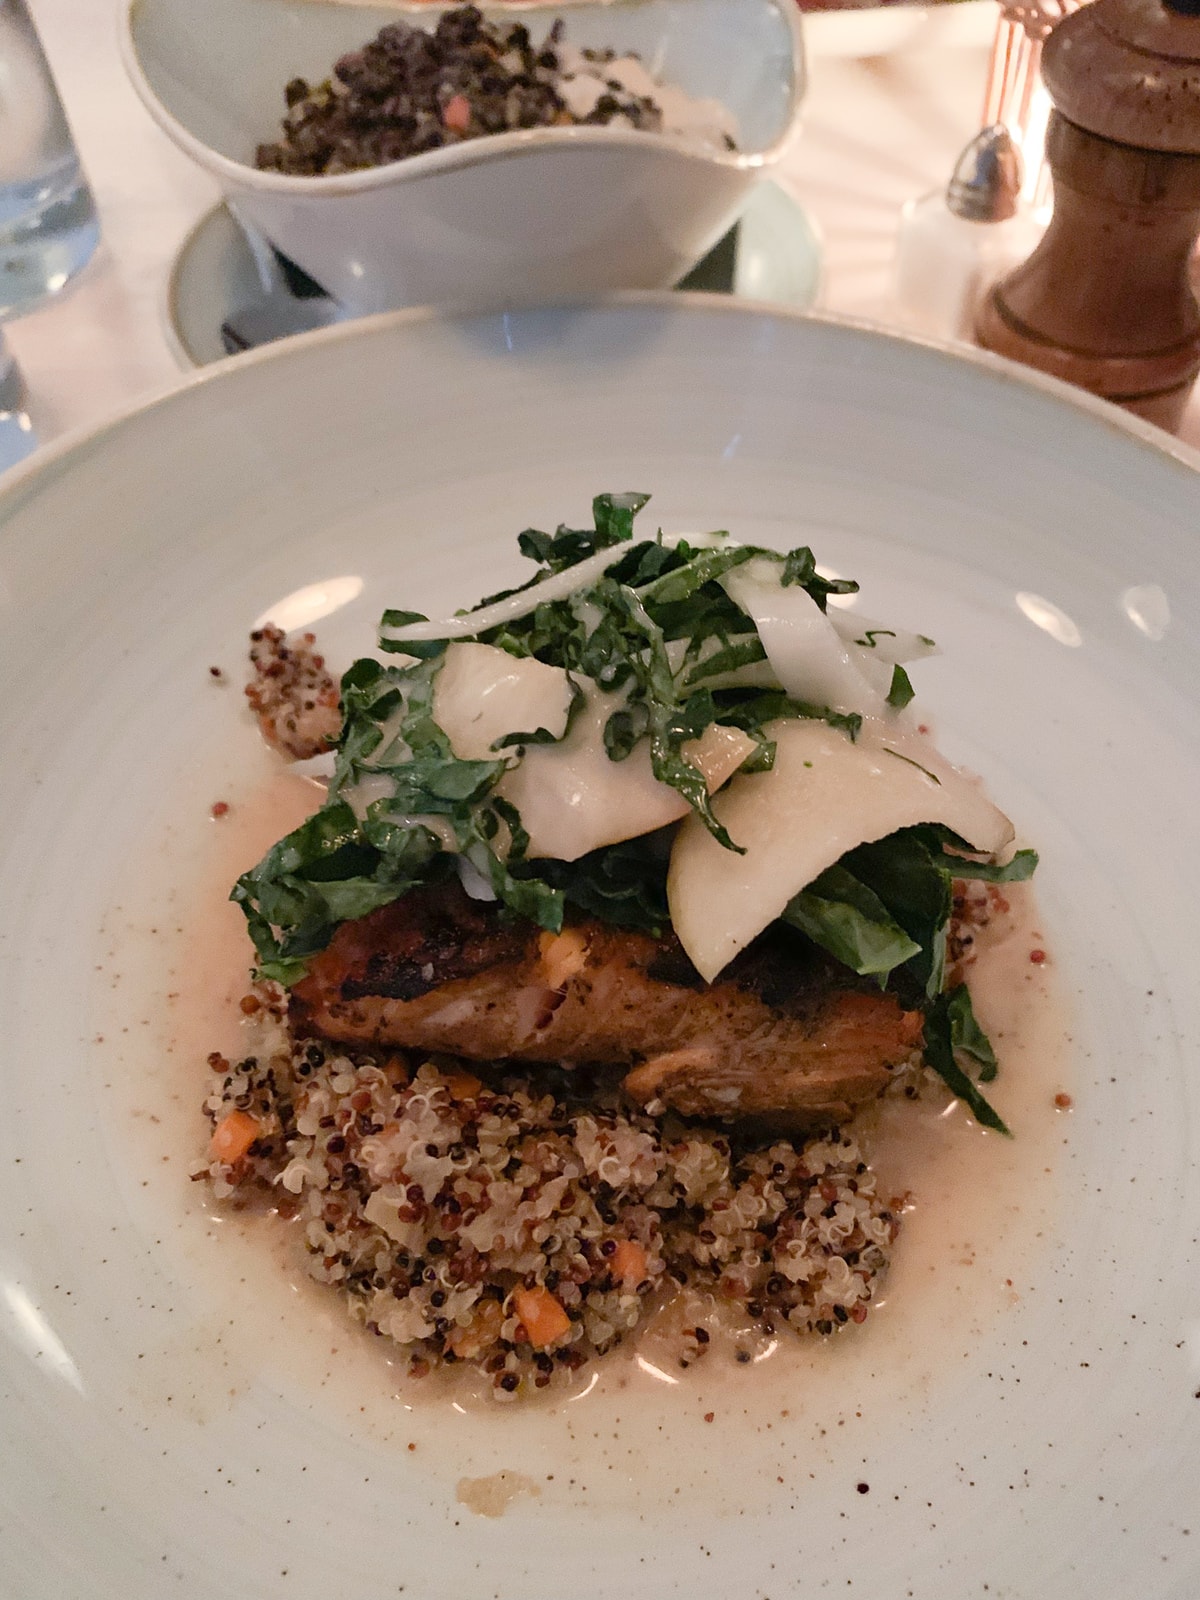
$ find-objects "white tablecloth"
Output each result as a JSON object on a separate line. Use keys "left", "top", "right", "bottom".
{"left": 10, "top": 0, "right": 1200, "bottom": 452}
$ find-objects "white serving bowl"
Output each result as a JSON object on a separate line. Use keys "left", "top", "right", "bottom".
{"left": 121, "top": 0, "right": 804, "bottom": 314}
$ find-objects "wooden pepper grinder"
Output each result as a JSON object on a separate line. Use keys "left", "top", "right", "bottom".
{"left": 976, "top": 0, "right": 1200, "bottom": 430}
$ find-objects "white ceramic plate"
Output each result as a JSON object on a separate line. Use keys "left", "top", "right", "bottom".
{"left": 2, "top": 299, "right": 1199, "bottom": 1600}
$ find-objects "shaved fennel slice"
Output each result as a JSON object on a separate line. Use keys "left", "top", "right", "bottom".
{"left": 432, "top": 642, "right": 574, "bottom": 761}
{"left": 378, "top": 532, "right": 730, "bottom": 648}
{"left": 289, "top": 751, "right": 335, "bottom": 784}
{"left": 497, "top": 682, "right": 756, "bottom": 862}
{"left": 665, "top": 633, "right": 780, "bottom": 692}
{"left": 668, "top": 718, "right": 1015, "bottom": 983}
{"left": 827, "top": 609, "right": 940, "bottom": 666}
{"left": 720, "top": 558, "right": 892, "bottom": 718}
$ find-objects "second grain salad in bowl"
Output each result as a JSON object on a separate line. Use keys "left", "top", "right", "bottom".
{"left": 121, "top": 0, "right": 804, "bottom": 313}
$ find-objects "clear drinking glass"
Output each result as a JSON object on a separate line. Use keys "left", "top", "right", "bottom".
{"left": 0, "top": 0, "right": 98, "bottom": 318}
{"left": 0, "top": 324, "right": 21, "bottom": 409}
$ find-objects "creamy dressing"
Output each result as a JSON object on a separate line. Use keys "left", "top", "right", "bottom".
{"left": 99, "top": 757, "right": 1071, "bottom": 1517}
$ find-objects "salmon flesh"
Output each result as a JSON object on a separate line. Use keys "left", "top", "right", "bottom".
{"left": 291, "top": 883, "right": 924, "bottom": 1125}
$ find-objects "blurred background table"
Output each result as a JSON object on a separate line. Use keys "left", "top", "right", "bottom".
{"left": 10, "top": 0, "right": 1200, "bottom": 451}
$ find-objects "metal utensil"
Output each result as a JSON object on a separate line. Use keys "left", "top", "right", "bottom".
{"left": 220, "top": 206, "right": 347, "bottom": 355}
{"left": 220, "top": 294, "right": 345, "bottom": 354}
{"left": 946, "top": 124, "right": 1024, "bottom": 223}
{"left": 985, "top": 0, "right": 1084, "bottom": 208}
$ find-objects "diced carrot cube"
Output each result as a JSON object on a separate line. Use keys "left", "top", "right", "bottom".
{"left": 512, "top": 1286, "right": 572, "bottom": 1349}
{"left": 209, "top": 1110, "right": 260, "bottom": 1163}
{"left": 610, "top": 1238, "right": 648, "bottom": 1288}
{"left": 444, "top": 1069, "right": 483, "bottom": 1101}
{"left": 442, "top": 94, "right": 472, "bottom": 133}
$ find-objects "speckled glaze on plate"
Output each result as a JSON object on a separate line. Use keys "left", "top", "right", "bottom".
{"left": 1, "top": 299, "right": 1198, "bottom": 1599}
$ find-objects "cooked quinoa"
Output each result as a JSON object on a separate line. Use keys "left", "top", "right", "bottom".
{"left": 197, "top": 988, "right": 900, "bottom": 1398}
{"left": 244, "top": 623, "right": 341, "bottom": 761}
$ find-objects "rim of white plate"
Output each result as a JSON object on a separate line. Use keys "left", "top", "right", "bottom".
{"left": 5, "top": 295, "right": 1200, "bottom": 529}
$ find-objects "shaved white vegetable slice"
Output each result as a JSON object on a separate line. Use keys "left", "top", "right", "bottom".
{"left": 457, "top": 854, "right": 498, "bottom": 902}
{"left": 721, "top": 558, "right": 892, "bottom": 717}
{"left": 379, "top": 531, "right": 730, "bottom": 647}
{"left": 668, "top": 718, "right": 1015, "bottom": 982}
{"left": 666, "top": 633, "right": 780, "bottom": 691}
{"left": 497, "top": 683, "right": 756, "bottom": 862}
{"left": 827, "top": 609, "right": 940, "bottom": 667}
{"left": 289, "top": 751, "right": 335, "bottom": 784}
{"left": 432, "top": 642, "right": 574, "bottom": 761}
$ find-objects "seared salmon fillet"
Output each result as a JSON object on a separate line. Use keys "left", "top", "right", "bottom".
{"left": 291, "top": 883, "right": 924, "bottom": 1124}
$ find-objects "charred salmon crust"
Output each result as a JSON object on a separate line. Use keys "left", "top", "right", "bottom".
{"left": 291, "top": 883, "right": 924, "bottom": 1124}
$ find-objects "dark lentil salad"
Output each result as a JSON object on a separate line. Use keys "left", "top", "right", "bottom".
{"left": 256, "top": 4, "right": 722, "bottom": 177}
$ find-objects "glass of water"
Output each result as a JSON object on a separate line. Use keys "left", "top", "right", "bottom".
{"left": 0, "top": 0, "right": 98, "bottom": 318}
{"left": 0, "top": 324, "right": 21, "bottom": 408}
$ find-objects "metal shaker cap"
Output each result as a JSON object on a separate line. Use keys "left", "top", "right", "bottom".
{"left": 945, "top": 124, "right": 1024, "bottom": 221}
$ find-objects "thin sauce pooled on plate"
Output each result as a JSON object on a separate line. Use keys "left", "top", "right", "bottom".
{"left": 104, "top": 748, "right": 1071, "bottom": 1515}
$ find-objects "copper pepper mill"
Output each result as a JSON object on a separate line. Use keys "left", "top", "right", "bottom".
{"left": 976, "top": 0, "right": 1200, "bottom": 431}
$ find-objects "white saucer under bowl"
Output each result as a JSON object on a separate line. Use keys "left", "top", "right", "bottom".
{"left": 165, "top": 184, "right": 823, "bottom": 367}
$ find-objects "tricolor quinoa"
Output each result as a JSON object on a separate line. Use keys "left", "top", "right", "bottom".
{"left": 245, "top": 623, "right": 340, "bottom": 762}
{"left": 196, "top": 987, "right": 901, "bottom": 1398}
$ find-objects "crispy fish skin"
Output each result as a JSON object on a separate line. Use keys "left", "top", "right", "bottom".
{"left": 291, "top": 883, "right": 924, "bottom": 1124}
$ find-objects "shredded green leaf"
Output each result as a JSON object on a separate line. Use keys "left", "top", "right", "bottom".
{"left": 232, "top": 801, "right": 446, "bottom": 984}
{"left": 923, "top": 986, "right": 1010, "bottom": 1135}
{"left": 782, "top": 865, "right": 922, "bottom": 980}
{"left": 887, "top": 664, "right": 915, "bottom": 710}
{"left": 512, "top": 832, "right": 671, "bottom": 933}
{"left": 780, "top": 546, "right": 859, "bottom": 609}
{"left": 377, "top": 609, "right": 447, "bottom": 660}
